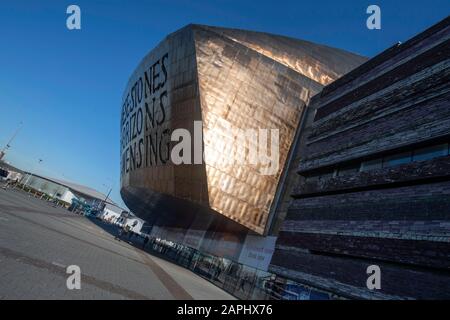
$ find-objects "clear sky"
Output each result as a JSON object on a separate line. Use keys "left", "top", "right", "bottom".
{"left": 0, "top": 0, "right": 448, "bottom": 208}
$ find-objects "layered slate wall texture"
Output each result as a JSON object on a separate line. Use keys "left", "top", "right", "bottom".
{"left": 270, "top": 17, "right": 450, "bottom": 299}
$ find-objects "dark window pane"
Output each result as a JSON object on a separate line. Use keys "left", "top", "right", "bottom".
{"left": 413, "top": 144, "right": 448, "bottom": 162}
{"left": 383, "top": 151, "right": 412, "bottom": 168}
{"left": 321, "top": 170, "right": 335, "bottom": 179}
{"left": 337, "top": 165, "right": 359, "bottom": 176}
{"left": 360, "top": 158, "right": 382, "bottom": 171}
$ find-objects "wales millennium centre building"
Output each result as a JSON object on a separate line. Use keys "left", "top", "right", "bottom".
{"left": 120, "top": 20, "right": 450, "bottom": 299}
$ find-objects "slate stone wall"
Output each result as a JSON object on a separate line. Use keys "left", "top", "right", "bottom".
{"left": 270, "top": 17, "right": 450, "bottom": 299}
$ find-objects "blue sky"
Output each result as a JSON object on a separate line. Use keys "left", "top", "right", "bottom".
{"left": 0, "top": 0, "right": 448, "bottom": 208}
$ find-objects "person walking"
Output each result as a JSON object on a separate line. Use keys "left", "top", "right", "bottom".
{"left": 142, "top": 236, "right": 149, "bottom": 249}
{"left": 239, "top": 276, "right": 249, "bottom": 292}
{"left": 115, "top": 226, "right": 124, "bottom": 241}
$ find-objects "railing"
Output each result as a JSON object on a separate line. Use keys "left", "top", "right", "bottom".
{"left": 141, "top": 237, "right": 335, "bottom": 300}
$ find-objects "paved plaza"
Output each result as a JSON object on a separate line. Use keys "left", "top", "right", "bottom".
{"left": 0, "top": 185, "right": 234, "bottom": 300}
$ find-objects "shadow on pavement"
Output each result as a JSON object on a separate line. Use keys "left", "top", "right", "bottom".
{"left": 87, "top": 218, "right": 143, "bottom": 245}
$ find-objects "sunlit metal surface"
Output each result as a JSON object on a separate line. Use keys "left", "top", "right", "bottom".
{"left": 120, "top": 25, "right": 366, "bottom": 235}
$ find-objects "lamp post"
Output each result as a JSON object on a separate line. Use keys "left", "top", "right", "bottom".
{"left": 0, "top": 122, "right": 22, "bottom": 161}
{"left": 100, "top": 182, "right": 113, "bottom": 213}
{"left": 23, "top": 158, "right": 43, "bottom": 190}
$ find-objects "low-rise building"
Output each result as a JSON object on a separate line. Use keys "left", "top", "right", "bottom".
{"left": 0, "top": 160, "right": 24, "bottom": 182}
{"left": 17, "top": 171, "right": 126, "bottom": 218}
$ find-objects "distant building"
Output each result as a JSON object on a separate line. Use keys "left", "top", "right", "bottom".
{"left": 16, "top": 170, "right": 126, "bottom": 218}
{"left": 102, "top": 203, "right": 125, "bottom": 222}
{"left": 0, "top": 160, "right": 24, "bottom": 182}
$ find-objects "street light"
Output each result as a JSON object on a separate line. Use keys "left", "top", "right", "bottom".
{"left": 23, "top": 158, "right": 43, "bottom": 190}
{"left": 99, "top": 182, "right": 113, "bottom": 213}
{"left": 0, "top": 122, "right": 23, "bottom": 161}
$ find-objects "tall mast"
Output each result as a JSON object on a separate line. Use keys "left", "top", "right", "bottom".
{"left": 0, "top": 122, "right": 23, "bottom": 160}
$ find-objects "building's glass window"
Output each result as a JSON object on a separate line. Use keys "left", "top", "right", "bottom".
{"left": 303, "top": 142, "right": 450, "bottom": 181}
{"left": 383, "top": 151, "right": 412, "bottom": 168}
{"left": 305, "top": 170, "right": 334, "bottom": 182}
{"left": 142, "top": 236, "right": 334, "bottom": 300}
{"left": 412, "top": 144, "right": 449, "bottom": 162}
{"left": 360, "top": 158, "right": 383, "bottom": 171}
{"left": 337, "top": 164, "right": 359, "bottom": 176}
{"left": 321, "top": 170, "right": 335, "bottom": 179}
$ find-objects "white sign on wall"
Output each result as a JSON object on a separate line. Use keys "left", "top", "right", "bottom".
{"left": 238, "top": 235, "right": 277, "bottom": 271}
{"left": 183, "top": 229, "right": 207, "bottom": 250}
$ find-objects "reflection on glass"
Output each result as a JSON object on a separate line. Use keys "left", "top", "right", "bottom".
{"left": 142, "top": 236, "right": 335, "bottom": 300}
{"left": 383, "top": 151, "right": 412, "bottom": 168}
{"left": 413, "top": 144, "right": 448, "bottom": 162}
{"left": 360, "top": 158, "right": 382, "bottom": 171}
{"left": 337, "top": 164, "right": 359, "bottom": 176}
